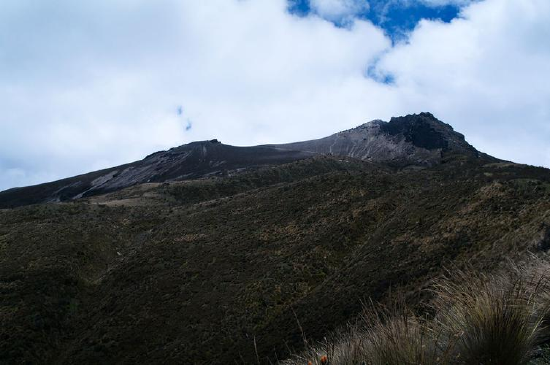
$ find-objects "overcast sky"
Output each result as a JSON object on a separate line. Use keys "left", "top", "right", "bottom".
{"left": 1, "top": 0, "right": 549, "bottom": 191}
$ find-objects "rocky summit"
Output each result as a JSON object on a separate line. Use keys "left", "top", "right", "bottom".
{"left": 270, "top": 112, "right": 485, "bottom": 165}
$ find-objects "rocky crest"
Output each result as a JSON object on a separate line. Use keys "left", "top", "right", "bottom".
{"left": 271, "top": 112, "right": 482, "bottom": 166}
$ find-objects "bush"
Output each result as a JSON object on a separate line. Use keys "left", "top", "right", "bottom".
{"left": 433, "top": 267, "right": 550, "bottom": 364}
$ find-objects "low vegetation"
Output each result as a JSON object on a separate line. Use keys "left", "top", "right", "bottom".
{"left": 2, "top": 156, "right": 550, "bottom": 363}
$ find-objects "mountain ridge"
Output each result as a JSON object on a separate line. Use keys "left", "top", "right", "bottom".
{"left": 0, "top": 113, "right": 494, "bottom": 208}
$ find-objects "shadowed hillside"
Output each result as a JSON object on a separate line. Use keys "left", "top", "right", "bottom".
{"left": 2, "top": 152, "right": 550, "bottom": 364}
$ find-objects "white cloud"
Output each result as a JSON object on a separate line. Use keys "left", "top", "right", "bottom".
{"left": 309, "top": 0, "right": 370, "bottom": 22}
{"left": 0, "top": 0, "right": 549, "bottom": 190}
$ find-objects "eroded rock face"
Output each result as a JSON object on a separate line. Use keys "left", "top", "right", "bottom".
{"left": 271, "top": 113, "right": 482, "bottom": 166}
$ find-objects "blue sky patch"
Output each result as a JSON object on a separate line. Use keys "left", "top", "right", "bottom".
{"left": 185, "top": 120, "right": 193, "bottom": 131}
{"left": 287, "top": 0, "right": 463, "bottom": 42}
{"left": 366, "top": 62, "right": 395, "bottom": 85}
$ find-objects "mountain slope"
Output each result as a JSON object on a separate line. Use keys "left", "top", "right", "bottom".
{"left": 0, "top": 142, "right": 313, "bottom": 208}
{"left": 2, "top": 155, "right": 550, "bottom": 364}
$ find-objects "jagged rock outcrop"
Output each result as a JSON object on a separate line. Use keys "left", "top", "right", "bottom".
{"left": 271, "top": 112, "right": 483, "bottom": 165}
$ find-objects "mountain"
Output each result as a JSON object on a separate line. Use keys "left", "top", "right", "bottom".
{"left": 3, "top": 113, "right": 549, "bottom": 364}
{"left": 0, "top": 113, "right": 491, "bottom": 208}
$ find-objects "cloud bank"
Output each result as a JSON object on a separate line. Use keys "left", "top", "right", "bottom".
{"left": 0, "top": 0, "right": 549, "bottom": 191}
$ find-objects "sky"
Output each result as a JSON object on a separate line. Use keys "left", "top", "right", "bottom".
{"left": 1, "top": 0, "right": 550, "bottom": 191}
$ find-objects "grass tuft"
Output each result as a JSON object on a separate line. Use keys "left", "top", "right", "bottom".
{"left": 433, "top": 267, "right": 550, "bottom": 365}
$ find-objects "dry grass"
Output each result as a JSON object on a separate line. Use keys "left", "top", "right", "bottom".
{"left": 282, "top": 259, "right": 550, "bottom": 365}
{"left": 433, "top": 266, "right": 550, "bottom": 365}
{"left": 283, "top": 304, "right": 448, "bottom": 365}
{"left": 357, "top": 303, "right": 447, "bottom": 365}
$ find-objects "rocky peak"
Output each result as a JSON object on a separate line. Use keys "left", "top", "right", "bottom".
{"left": 272, "top": 112, "right": 483, "bottom": 165}
{"left": 379, "top": 112, "right": 469, "bottom": 152}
